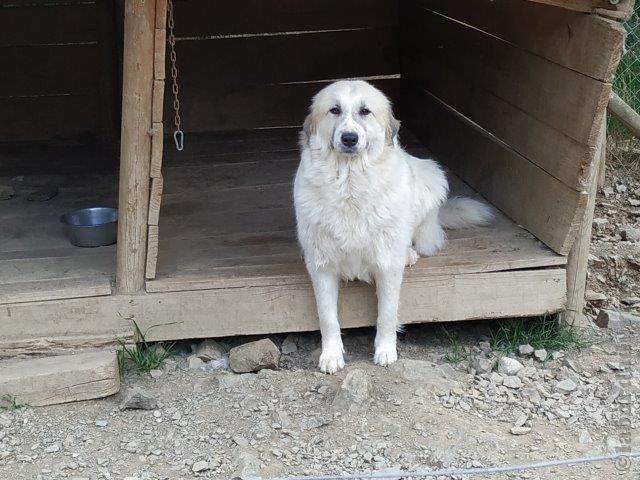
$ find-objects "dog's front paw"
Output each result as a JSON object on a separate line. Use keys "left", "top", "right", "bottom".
{"left": 318, "top": 346, "right": 345, "bottom": 374}
{"left": 374, "top": 343, "right": 398, "bottom": 367}
{"left": 406, "top": 247, "right": 419, "bottom": 267}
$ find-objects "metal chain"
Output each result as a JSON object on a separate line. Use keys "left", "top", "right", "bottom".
{"left": 167, "top": 0, "right": 184, "bottom": 151}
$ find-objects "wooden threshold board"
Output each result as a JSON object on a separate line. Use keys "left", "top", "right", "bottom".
{"left": 148, "top": 128, "right": 566, "bottom": 294}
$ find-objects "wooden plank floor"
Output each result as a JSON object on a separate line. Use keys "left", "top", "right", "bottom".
{"left": 149, "top": 128, "right": 566, "bottom": 293}
{"left": 0, "top": 143, "right": 116, "bottom": 304}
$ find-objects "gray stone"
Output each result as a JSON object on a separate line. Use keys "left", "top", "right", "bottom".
{"left": 229, "top": 339, "right": 280, "bottom": 373}
{"left": 473, "top": 356, "right": 496, "bottom": 374}
{"left": 333, "top": 369, "right": 371, "bottom": 411}
{"left": 579, "top": 428, "right": 592, "bottom": 444}
{"left": 510, "top": 426, "right": 531, "bottom": 435}
{"left": 149, "top": 369, "right": 163, "bottom": 379}
{"left": 555, "top": 379, "right": 577, "bottom": 394}
{"left": 596, "top": 309, "right": 640, "bottom": 330}
{"left": 232, "top": 449, "right": 261, "bottom": 480}
{"left": 503, "top": 376, "right": 523, "bottom": 389}
{"left": 517, "top": 344, "right": 534, "bottom": 356}
{"left": 478, "top": 341, "right": 492, "bottom": 353}
{"left": 498, "top": 357, "right": 524, "bottom": 376}
{"left": 602, "top": 186, "right": 614, "bottom": 198}
{"left": 187, "top": 355, "right": 204, "bottom": 370}
{"left": 281, "top": 335, "right": 298, "bottom": 354}
{"left": 120, "top": 387, "right": 158, "bottom": 411}
{"left": 94, "top": 420, "right": 108, "bottom": 427}
{"left": 192, "top": 461, "right": 209, "bottom": 473}
{"left": 196, "top": 339, "right": 224, "bottom": 362}
{"left": 620, "top": 226, "right": 640, "bottom": 242}
{"left": 390, "top": 359, "right": 462, "bottom": 393}
{"left": 585, "top": 290, "right": 606, "bottom": 302}
{"left": 534, "top": 349, "right": 548, "bottom": 362}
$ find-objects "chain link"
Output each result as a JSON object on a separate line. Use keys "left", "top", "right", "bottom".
{"left": 167, "top": 0, "right": 184, "bottom": 151}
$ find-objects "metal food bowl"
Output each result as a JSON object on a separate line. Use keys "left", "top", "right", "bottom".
{"left": 60, "top": 207, "right": 118, "bottom": 247}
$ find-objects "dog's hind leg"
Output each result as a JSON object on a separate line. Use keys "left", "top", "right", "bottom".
{"left": 373, "top": 265, "right": 404, "bottom": 366}
{"left": 413, "top": 208, "right": 446, "bottom": 257}
{"left": 309, "top": 267, "right": 345, "bottom": 374}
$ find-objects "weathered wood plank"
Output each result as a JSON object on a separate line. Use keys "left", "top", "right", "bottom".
{"left": 0, "top": 278, "right": 112, "bottom": 306}
{"left": 0, "top": 351, "right": 120, "bottom": 407}
{"left": 147, "top": 176, "right": 164, "bottom": 226}
{"left": 172, "top": 78, "right": 399, "bottom": 132}
{"left": 404, "top": 8, "right": 612, "bottom": 148}
{"left": 0, "top": 44, "right": 99, "bottom": 97}
{"left": 152, "top": 79, "right": 165, "bottom": 123}
{"left": 156, "top": 0, "right": 167, "bottom": 29}
{"left": 565, "top": 122, "right": 605, "bottom": 325}
{"left": 0, "top": 3, "right": 97, "bottom": 47}
{"left": 150, "top": 122, "right": 164, "bottom": 178}
{"left": 176, "top": 28, "right": 398, "bottom": 89}
{"left": 145, "top": 225, "right": 159, "bottom": 280}
{"left": 172, "top": 0, "right": 398, "bottom": 36}
{"left": 154, "top": 28, "right": 166, "bottom": 80}
{"left": 416, "top": 0, "right": 626, "bottom": 81}
{"left": 0, "top": 95, "right": 98, "bottom": 142}
{"left": 1, "top": 269, "right": 566, "bottom": 349}
{"left": 404, "top": 86, "right": 587, "bottom": 255}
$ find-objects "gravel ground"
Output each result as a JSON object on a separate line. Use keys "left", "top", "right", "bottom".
{"left": 1, "top": 320, "right": 639, "bottom": 480}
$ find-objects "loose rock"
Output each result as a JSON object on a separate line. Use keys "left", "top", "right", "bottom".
{"left": 498, "top": 357, "right": 524, "bottom": 376}
{"left": 192, "top": 460, "right": 210, "bottom": 473}
{"left": 196, "top": 339, "right": 224, "bottom": 362}
{"left": 555, "top": 379, "right": 577, "bottom": 394}
{"left": 620, "top": 226, "right": 640, "bottom": 242}
{"left": 534, "top": 349, "right": 548, "bottom": 362}
{"left": 518, "top": 344, "right": 534, "bottom": 356}
{"left": 510, "top": 426, "right": 531, "bottom": 435}
{"left": 503, "top": 376, "right": 523, "bottom": 389}
{"left": 333, "top": 369, "right": 371, "bottom": 411}
{"left": 281, "top": 335, "right": 298, "bottom": 354}
{"left": 472, "top": 356, "right": 496, "bottom": 374}
{"left": 229, "top": 339, "right": 280, "bottom": 373}
{"left": 120, "top": 387, "right": 158, "bottom": 411}
{"left": 188, "top": 355, "right": 204, "bottom": 370}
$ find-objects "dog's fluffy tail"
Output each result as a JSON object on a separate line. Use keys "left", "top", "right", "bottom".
{"left": 439, "top": 197, "right": 494, "bottom": 229}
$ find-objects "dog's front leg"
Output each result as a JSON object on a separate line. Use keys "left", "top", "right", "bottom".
{"left": 309, "top": 267, "right": 344, "bottom": 374}
{"left": 373, "top": 266, "right": 404, "bottom": 366}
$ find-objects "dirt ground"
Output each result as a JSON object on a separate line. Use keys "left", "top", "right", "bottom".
{"left": 1, "top": 154, "right": 640, "bottom": 480}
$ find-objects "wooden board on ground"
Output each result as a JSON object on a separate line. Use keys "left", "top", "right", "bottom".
{"left": 0, "top": 350, "right": 120, "bottom": 407}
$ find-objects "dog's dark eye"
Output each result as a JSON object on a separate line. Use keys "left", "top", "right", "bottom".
{"left": 360, "top": 107, "right": 371, "bottom": 116}
{"left": 330, "top": 106, "right": 341, "bottom": 115}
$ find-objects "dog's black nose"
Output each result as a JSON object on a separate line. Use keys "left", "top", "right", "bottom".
{"left": 340, "top": 132, "right": 359, "bottom": 148}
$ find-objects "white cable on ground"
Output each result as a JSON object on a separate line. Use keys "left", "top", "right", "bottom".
{"left": 267, "top": 451, "right": 640, "bottom": 480}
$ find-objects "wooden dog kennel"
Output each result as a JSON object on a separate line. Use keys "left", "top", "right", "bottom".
{"left": 0, "top": 0, "right": 632, "bottom": 353}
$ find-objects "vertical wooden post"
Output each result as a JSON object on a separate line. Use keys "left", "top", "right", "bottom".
{"left": 565, "top": 121, "right": 606, "bottom": 326}
{"left": 116, "top": 0, "right": 156, "bottom": 294}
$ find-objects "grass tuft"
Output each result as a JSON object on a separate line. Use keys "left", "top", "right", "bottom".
{"left": 441, "top": 327, "right": 468, "bottom": 364}
{"left": 490, "top": 314, "right": 591, "bottom": 355}
{"left": 117, "top": 321, "right": 174, "bottom": 377}
{"left": 0, "top": 394, "right": 27, "bottom": 411}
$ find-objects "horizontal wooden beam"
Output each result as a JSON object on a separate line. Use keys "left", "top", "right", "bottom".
{"left": 0, "top": 268, "right": 566, "bottom": 350}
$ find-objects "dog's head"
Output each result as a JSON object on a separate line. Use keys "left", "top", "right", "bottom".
{"left": 301, "top": 80, "right": 400, "bottom": 157}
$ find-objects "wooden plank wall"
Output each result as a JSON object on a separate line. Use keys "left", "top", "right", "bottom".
{"left": 0, "top": 0, "right": 118, "bottom": 143}
{"left": 168, "top": 0, "right": 400, "bottom": 132}
{"left": 401, "top": 0, "right": 625, "bottom": 255}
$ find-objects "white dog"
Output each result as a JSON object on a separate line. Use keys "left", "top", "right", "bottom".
{"left": 293, "top": 80, "right": 492, "bottom": 374}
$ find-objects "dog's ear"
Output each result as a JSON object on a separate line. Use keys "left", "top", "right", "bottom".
{"left": 301, "top": 112, "right": 317, "bottom": 144}
{"left": 386, "top": 111, "right": 401, "bottom": 146}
